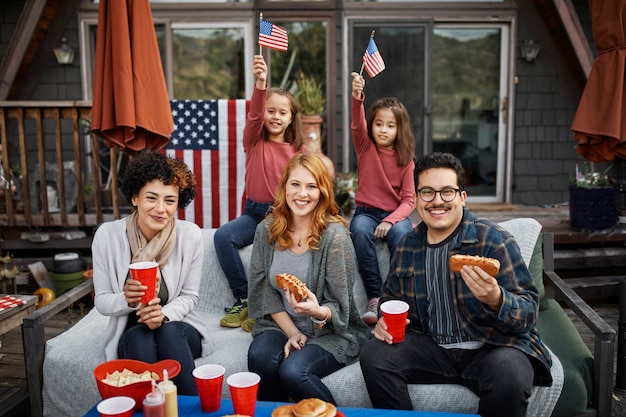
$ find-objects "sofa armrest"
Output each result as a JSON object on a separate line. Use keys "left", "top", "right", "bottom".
{"left": 22, "top": 278, "right": 94, "bottom": 417}
{"left": 542, "top": 232, "right": 616, "bottom": 417}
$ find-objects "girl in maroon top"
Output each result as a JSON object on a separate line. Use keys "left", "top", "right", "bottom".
{"left": 215, "top": 55, "right": 303, "bottom": 330}
{"left": 350, "top": 72, "right": 417, "bottom": 325}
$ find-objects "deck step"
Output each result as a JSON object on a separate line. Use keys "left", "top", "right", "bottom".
{"left": 554, "top": 247, "right": 626, "bottom": 270}
{"left": 563, "top": 275, "right": 626, "bottom": 300}
{"left": 0, "top": 386, "right": 29, "bottom": 417}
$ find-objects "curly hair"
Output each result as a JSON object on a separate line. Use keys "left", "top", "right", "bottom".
{"left": 268, "top": 152, "right": 345, "bottom": 250}
{"left": 121, "top": 151, "right": 197, "bottom": 209}
{"left": 366, "top": 97, "right": 416, "bottom": 167}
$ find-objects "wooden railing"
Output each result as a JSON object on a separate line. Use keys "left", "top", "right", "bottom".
{"left": 0, "top": 101, "right": 124, "bottom": 228}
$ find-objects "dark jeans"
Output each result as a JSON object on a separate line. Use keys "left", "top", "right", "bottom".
{"left": 214, "top": 199, "right": 271, "bottom": 300}
{"left": 359, "top": 332, "right": 534, "bottom": 417}
{"left": 247, "top": 330, "right": 343, "bottom": 404}
{"left": 349, "top": 206, "right": 413, "bottom": 299}
{"left": 118, "top": 321, "right": 202, "bottom": 395}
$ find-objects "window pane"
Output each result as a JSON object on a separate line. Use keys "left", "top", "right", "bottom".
{"left": 172, "top": 27, "right": 245, "bottom": 99}
{"left": 350, "top": 23, "right": 426, "bottom": 154}
{"left": 432, "top": 28, "right": 501, "bottom": 196}
{"left": 266, "top": 21, "right": 327, "bottom": 97}
{"left": 156, "top": 25, "right": 166, "bottom": 77}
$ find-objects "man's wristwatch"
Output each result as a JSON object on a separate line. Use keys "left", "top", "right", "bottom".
{"left": 162, "top": 315, "right": 169, "bottom": 324}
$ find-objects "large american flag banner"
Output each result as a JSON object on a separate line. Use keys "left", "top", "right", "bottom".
{"left": 165, "top": 99, "right": 250, "bottom": 228}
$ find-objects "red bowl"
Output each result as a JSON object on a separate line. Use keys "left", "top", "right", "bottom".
{"left": 94, "top": 359, "right": 181, "bottom": 410}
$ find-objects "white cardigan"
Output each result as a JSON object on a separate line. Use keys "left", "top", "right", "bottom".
{"left": 91, "top": 218, "right": 211, "bottom": 360}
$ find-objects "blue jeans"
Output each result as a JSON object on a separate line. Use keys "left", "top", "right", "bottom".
{"left": 349, "top": 206, "right": 413, "bottom": 299}
{"left": 118, "top": 321, "right": 202, "bottom": 395}
{"left": 214, "top": 199, "right": 271, "bottom": 300}
{"left": 359, "top": 332, "right": 534, "bottom": 417}
{"left": 247, "top": 330, "right": 343, "bottom": 404}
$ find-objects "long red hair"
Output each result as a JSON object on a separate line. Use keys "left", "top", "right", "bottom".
{"left": 268, "top": 153, "right": 346, "bottom": 250}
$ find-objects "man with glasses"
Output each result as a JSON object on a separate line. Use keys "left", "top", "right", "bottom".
{"left": 359, "top": 152, "right": 552, "bottom": 417}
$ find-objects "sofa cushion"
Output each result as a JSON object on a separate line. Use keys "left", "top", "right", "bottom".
{"left": 536, "top": 298, "right": 593, "bottom": 417}
{"left": 42, "top": 309, "right": 107, "bottom": 416}
{"left": 528, "top": 235, "right": 548, "bottom": 310}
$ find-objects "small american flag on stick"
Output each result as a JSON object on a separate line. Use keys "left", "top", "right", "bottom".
{"left": 361, "top": 33, "right": 385, "bottom": 78}
{"left": 259, "top": 19, "right": 288, "bottom": 52}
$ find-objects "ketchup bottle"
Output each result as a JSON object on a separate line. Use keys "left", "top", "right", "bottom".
{"left": 143, "top": 381, "right": 166, "bottom": 417}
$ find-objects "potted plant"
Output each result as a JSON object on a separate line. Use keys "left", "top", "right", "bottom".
{"left": 569, "top": 162, "right": 617, "bottom": 231}
{"left": 335, "top": 171, "right": 358, "bottom": 217}
{"left": 295, "top": 71, "right": 325, "bottom": 146}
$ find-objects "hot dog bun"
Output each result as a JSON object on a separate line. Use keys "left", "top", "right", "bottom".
{"left": 270, "top": 398, "right": 337, "bottom": 417}
{"left": 293, "top": 398, "right": 327, "bottom": 417}
{"left": 271, "top": 405, "right": 295, "bottom": 417}
{"left": 450, "top": 254, "right": 500, "bottom": 276}
{"left": 276, "top": 273, "right": 308, "bottom": 302}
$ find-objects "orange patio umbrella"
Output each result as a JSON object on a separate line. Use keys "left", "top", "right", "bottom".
{"left": 571, "top": 0, "right": 626, "bottom": 163}
{"left": 91, "top": 0, "right": 173, "bottom": 155}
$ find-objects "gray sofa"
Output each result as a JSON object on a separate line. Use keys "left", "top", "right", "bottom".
{"left": 25, "top": 219, "right": 583, "bottom": 417}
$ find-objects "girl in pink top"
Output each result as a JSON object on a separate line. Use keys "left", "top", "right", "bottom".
{"left": 350, "top": 72, "right": 416, "bottom": 325}
{"left": 215, "top": 55, "right": 303, "bottom": 330}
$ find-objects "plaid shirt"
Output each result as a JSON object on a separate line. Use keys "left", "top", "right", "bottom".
{"left": 381, "top": 208, "right": 552, "bottom": 386}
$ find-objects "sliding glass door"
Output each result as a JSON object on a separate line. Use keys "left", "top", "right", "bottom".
{"left": 432, "top": 25, "right": 509, "bottom": 201}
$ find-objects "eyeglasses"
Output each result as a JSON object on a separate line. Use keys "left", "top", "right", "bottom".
{"left": 417, "top": 187, "right": 461, "bottom": 202}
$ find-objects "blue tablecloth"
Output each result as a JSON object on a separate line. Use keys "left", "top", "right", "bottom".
{"left": 85, "top": 396, "right": 477, "bottom": 416}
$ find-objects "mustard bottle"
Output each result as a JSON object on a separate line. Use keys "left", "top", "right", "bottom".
{"left": 158, "top": 369, "right": 178, "bottom": 417}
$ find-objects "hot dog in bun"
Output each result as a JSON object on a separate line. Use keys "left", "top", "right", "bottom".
{"left": 449, "top": 254, "right": 500, "bottom": 276}
{"left": 276, "top": 273, "right": 308, "bottom": 302}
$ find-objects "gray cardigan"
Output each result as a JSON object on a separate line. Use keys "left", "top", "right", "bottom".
{"left": 247, "top": 220, "right": 371, "bottom": 365}
{"left": 92, "top": 218, "right": 211, "bottom": 360}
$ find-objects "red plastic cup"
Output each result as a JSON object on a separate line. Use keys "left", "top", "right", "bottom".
{"left": 129, "top": 261, "right": 158, "bottom": 304}
{"left": 381, "top": 300, "right": 409, "bottom": 343}
{"left": 227, "top": 372, "right": 260, "bottom": 417}
{"left": 96, "top": 396, "right": 135, "bottom": 417}
{"left": 193, "top": 364, "right": 226, "bottom": 412}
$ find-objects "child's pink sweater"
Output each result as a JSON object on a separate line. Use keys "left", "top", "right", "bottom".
{"left": 351, "top": 95, "right": 415, "bottom": 224}
{"left": 243, "top": 87, "right": 299, "bottom": 203}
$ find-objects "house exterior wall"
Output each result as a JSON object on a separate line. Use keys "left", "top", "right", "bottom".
{"left": 0, "top": 1, "right": 603, "bottom": 208}
{"left": 30, "top": 15, "right": 81, "bottom": 102}
{"left": 511, "top": 0, "right": 603, "bottom": 207}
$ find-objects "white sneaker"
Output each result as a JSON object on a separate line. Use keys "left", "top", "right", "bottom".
{"left": 362, "top": 297, "right": 379, "bottom": 326}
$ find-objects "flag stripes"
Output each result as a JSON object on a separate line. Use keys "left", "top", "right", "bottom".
{"left": 363, "top": 37, "right": 385, "bottom": 78}
{"left": 166, "top": 99, "right": 249, "bottom": 228}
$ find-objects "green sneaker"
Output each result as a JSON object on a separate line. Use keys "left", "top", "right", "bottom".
{"left": 220, "top": 299, "right": 248, "bottom": 328}
{"left": 241, "top": 317, "right": 256, "bottom": 333}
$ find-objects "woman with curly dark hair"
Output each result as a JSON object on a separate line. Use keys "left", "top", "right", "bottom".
{"left": 92, "top": 151, "right": 210, "bottom": 395}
